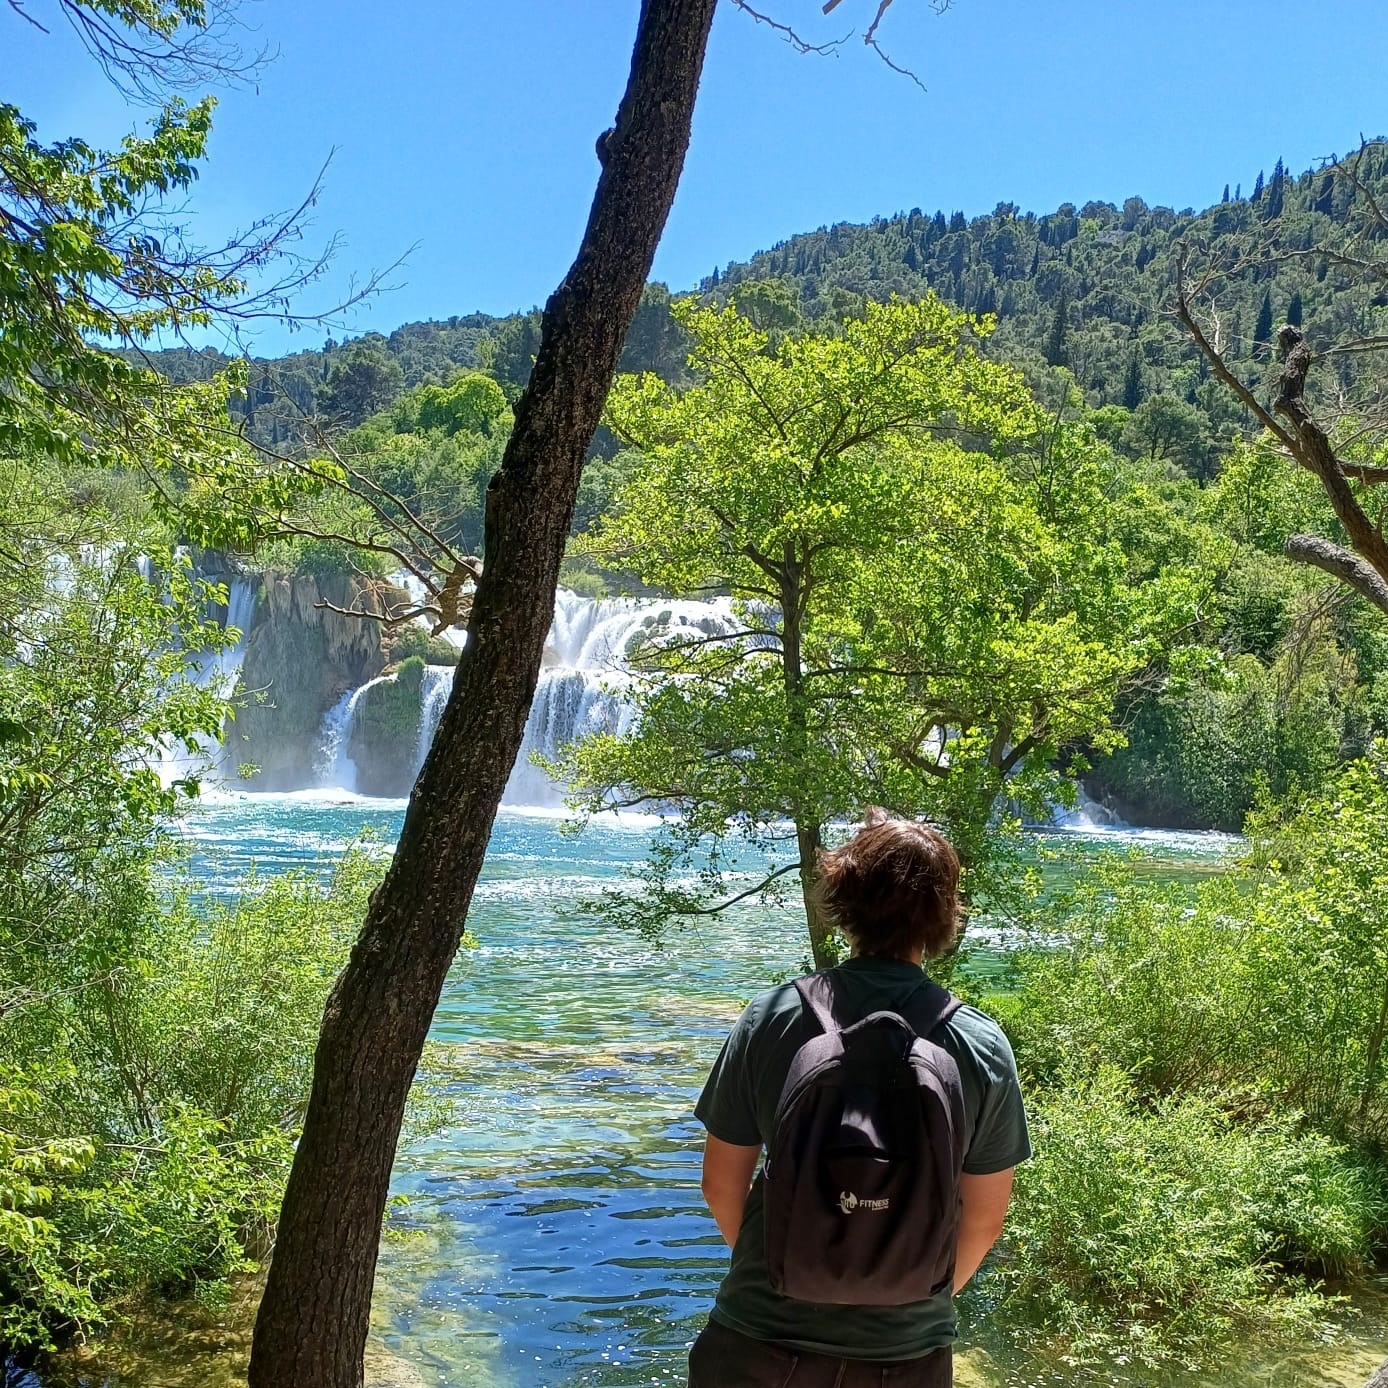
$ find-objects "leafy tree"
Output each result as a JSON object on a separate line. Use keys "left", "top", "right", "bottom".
{"left": 408, "top": 371, "right": 508, "bottom": 436}
{"left": 562, "top": 299, "right": 1180, "bottom": 964}
{"left": 1122, "top": 348, "right": 1144, "bottom": 409}
{"left": 730, "top": 275, "right": 802, "bottom": 334}
{"left": 1121, "top": 392, "right": 1211, "bottom": 477}
{"left": 1252, "top": 288, "right": 1275, "bottom": 354}
{"left": 1265, "top": 156, "right": 1287, "bottom": 219}
{"left": 317, "top": 339, "right": 405, "bottom": 426}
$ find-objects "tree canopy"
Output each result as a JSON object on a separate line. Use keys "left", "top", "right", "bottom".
{"left": 562, "top": 298, "right": 1194, "bottom": 962}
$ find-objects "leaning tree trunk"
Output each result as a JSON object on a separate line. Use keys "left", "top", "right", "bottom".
{"left": 247, "top": 4, "right": 718, "bottom": 1384}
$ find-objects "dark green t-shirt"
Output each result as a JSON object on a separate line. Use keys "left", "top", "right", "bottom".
{"left": 694, "top": 956, "right": 1031, "bottom": 1361}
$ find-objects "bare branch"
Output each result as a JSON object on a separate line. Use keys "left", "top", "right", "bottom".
{"left": 1284, "top": 535, "right": 1388, "bottom": 617}
{"left": 729, "top": 0, "right": 843, "bottom": 53}
{"left": 653, "top": 860, "right": 806, "bottom": 916}
{"left": 864, "top": 35, "right": 926, "bottom": 90}
{"left": 1274, "top": 324, "right": 1388, "bottom": 593}
{"left": 1174, "top": 244, "right": 1296, "bottom": 450}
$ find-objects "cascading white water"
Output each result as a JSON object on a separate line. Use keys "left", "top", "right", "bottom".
{"left": 417, "top": 665, "right": 454, "bottom": 770}
{"left": 314, "top": 672, "right": 398, "bottom": 793}
{"left": 311, "top": 590, "right": 755, "bottom": 805}
{"left": 502, "top": 592, "right": 746, "bottom": 806}
{"left": 1047, "top": 784, "right": 1130, "bottom": 831}
{"left": 158, "top": 574, "right": 259, "bottom": 787}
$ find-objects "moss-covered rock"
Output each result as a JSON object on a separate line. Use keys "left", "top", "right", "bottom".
{"left": 348, "top": 658, "right": 425, "bottom": 797}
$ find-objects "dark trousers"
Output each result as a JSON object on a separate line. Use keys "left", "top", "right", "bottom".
{"left": 688, "top": 1318, "right": 952, "bottom": 1388}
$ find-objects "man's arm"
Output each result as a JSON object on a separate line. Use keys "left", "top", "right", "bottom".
{"left": 700, "top": 1134, "right": 761, "bottom": 1248}
{"left": 953, "top": 1167, "right": 1013, "bottom": 1291}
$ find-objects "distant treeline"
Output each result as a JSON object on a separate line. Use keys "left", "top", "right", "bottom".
{"left": 143, "top": 141, "right": 1388, "bottom": 474}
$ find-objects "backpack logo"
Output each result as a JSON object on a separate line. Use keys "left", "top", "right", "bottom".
{"left": 838, "top": 1190, "right": 890, "bottom": 1214}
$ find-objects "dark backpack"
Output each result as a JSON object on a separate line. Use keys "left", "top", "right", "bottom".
{"left": 761, "top": 969, "right": 966, "bottom": 1306}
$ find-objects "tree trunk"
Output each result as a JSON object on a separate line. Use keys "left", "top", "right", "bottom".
{"left": 1365, "top": 1358, "right": 1388, "bottom": 1388}
{"left": 247, "top": 4, "right": 717, "bottom": 1384}
{"left": 779, "top": 548, "right": 833, "bottom": 967}
{"left": 797, "top": 819, "right": 834, "bottom": 968}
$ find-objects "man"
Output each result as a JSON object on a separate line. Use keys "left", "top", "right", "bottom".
{"left": 690, "top": 811, "right": 1030, "bottom": 1387}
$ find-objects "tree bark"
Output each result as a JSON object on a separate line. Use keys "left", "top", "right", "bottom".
{"left": 778, "top": 546, "right": 833, "bottom": 967}
{"left": 1274, "top": 325, "right": 1388, "bottom": 600}
{"left": 247, "top": 4, "right": 718, "bottom": 1384}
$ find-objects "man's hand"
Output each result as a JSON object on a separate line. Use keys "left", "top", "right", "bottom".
{"left": 953, "top": 1167, "right": 1014, "bottom": 1291}
{"left": 701, "top": 1134, "right": 761, "bottom": 1248}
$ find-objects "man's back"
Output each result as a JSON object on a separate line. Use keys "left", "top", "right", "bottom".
{"left": 695, "top": 955, "right": 1030, "bottom": 1360}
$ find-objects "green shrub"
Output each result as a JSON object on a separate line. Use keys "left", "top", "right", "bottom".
{"left": 1020, "top": 757, "right": 1388, "bottom": 1147}
{"left": 353, "top": 656, "right": 425, "bottom": 745}
{"left": 386, "top": 623, "right": 461, "bottom": 667}
{"left": 286, "top": 536, "right": 389, "bottom": 581}
{"left": 990, "top": 1067, "right": 1379, "bottom": 1369}
{"left": 0, "top": 852, "right": 378, "bottom": 1348}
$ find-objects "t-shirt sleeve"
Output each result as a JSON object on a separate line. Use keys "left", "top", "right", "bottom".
{"left": 962, "top": 1023, "right": 1033, "bottom": 1176}
{"left": 693, "top": 1005, "right": 763, "bottom": 1148}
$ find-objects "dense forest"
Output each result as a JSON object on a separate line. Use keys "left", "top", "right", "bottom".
{"left": 149, "top": 142, "right": 1388, "bottom": 475}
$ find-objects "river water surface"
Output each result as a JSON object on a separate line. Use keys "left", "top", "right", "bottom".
{"left": 31, "top": 795, "right": 1388, "bottom": 1388}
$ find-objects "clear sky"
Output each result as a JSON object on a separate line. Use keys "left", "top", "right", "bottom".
{"left": 8, "top": 0, "right": 1388, "bottom": 354}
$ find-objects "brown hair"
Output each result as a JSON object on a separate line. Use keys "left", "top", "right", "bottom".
{"left": 814, "top": 808, "right": 961, "bottom": 961}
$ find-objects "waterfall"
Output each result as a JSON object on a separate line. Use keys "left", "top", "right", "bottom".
{"left": 158, "top": 574, "right": 259, "bottom": 787}
{"left": 500, "top": 593, "right": 744, "bottom": 807}
{"left": 199, "top": 576, "right": 258, "bottom": 692}
{"left": 1045, "top": 784, "right": 1131, "bottom": 831}
{"left": 417, "top": 664, "right": 454, "bottom": 769}
{"left": 312, "top": 590, "right": 754, "bottom": 805}
{"left": 313, "top": 673, "right": 397, "bottom": 793}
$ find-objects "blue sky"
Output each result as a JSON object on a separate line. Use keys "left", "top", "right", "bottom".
{"left": 9, "top": 0, "right": 1388, "bottom": 354}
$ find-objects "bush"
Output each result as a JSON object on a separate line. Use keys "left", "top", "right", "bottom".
{"left": 1019, "top": 756, "right": 1388, "bottom": 1147}
{"left": 286, "top": 536, "right": 390, "bottom": 582}
{"left": 386, "top": 623, "right": 461, "bottom": 667}
{"left": 991, "top": 1067, "right": 1378, "bottom": 1369}
{"left": 995, "top": 757, "right": 1388, "bottom": 1370}
{"left": 0, "top": 852, "right": 377, "bottom": 1349}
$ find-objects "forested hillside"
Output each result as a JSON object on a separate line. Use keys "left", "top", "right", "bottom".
{"left": 161, "top": 142, "right": 1388, "bottom": 474}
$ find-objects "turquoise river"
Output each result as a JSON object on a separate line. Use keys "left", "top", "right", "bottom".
{"left": 28, "top": 795, "right": 1388, "bottom": 1388}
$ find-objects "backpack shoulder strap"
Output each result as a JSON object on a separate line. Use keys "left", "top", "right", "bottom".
{"left": 897, "top": 978, "right": 962, "bottom": 1038}
{"left": 793, "top": 971, "right": 842, "bottom": 1036}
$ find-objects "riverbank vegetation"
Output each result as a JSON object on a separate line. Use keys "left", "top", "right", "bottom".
{"left": 6, "top": 0, "right": 1388, "bottom": 1377}
{"left": 976, "top": 755, "right": 1388, "bottom": 1365}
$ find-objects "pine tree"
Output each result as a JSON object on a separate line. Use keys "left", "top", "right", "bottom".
{"left": 1252, "top": 289, "right": 1274, "bottom": 353}
{"left": 1251, "top": 170, "right": 1266, "bottom": 202}
{"left": 1287, "top": 290, "right": 1303, "bottom": 327}
{"left": 1235, "top": 182, "right": 1242, "bottom": 200}
{"left": 1222, "top": 183, "right": 1231, "bottom": 203}
{"left": 1265, "top": 158, "right": 1286, "bottom": 219}
{"left": 1046, "top": 290, "right": 1069, "bottom": 367}
{"left": 1029, "top": 241, "right": 1040, "bottom": 276}
{"left": 1122, "top": 349, "right": 1144, "bottom": 409}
